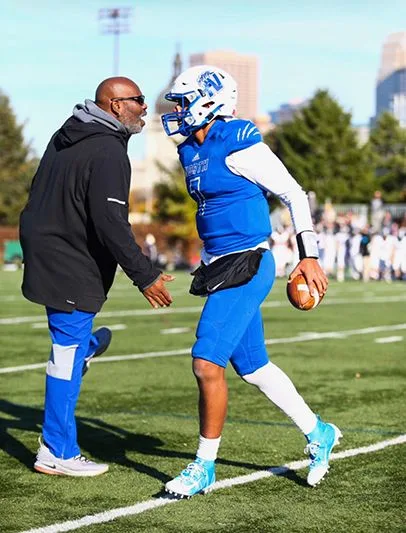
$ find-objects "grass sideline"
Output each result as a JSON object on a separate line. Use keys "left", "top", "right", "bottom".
{"left": 0, "top": 270, "right": 405, "bottom": 532}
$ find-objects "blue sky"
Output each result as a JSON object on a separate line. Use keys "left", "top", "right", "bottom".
{"left": 1, "top": 0, "right": 405, "bottom": 161}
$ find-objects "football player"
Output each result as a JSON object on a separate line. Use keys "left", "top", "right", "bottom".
{"left": 161, "top": 66, "right": 341, "bottom": 497}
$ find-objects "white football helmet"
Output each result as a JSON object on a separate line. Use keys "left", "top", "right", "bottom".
{"left": 161, "top": 65, "right": 238, "bottom": 136}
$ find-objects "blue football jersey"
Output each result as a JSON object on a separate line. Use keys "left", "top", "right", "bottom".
{"left": 178, "top": 118, "right": 272, "bottom": 255}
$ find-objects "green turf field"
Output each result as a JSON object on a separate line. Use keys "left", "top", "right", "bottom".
{"left": 0, "top": 269, "right": 405, "bottom": 533}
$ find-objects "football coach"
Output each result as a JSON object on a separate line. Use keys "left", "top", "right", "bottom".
{"left": 20, "top": 77, "right": 174, "bottom": 476}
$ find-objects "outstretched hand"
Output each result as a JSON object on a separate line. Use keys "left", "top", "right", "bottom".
{"left": 288, "top": 258, "right": 328, "bottom": 297}
{"left": 142, "top": 273, "right": 175, "bottom": 309}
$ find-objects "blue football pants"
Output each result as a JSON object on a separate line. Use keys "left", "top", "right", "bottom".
{"left": 43, "top": 307, "right": 100, "bottom": 459}
{"left": 192, "top": 250, "right": 276, "bottom": 375}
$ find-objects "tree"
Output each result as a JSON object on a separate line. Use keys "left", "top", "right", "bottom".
{"left": 368, "top": 112, "right": 406, "bottom": 202}
{"left": 153, "top": 160, "right": 198, "bottom": 242}
{"left": 264, "top": 90, "right": 375, "bottom": 203}
{"left": 0, "top": 90, "right": 38, "bottom": 225}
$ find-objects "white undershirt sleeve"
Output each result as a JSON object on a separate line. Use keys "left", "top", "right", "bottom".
{"left": 225, "top": 142, "right": 314, "bottom": 234}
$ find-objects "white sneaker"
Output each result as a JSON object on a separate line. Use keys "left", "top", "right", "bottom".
{"left": 34, "top": 438, "right": 109, "bottom": 477}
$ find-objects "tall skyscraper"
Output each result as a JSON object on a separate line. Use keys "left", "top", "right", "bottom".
{"left": 377, "top": 32, "right": 406, "bottom": 82}
{"left": 189, "top": 50, "right": 258, "bottom": 119}
{"left": 376, "top": 32, "right": 406, "bottom": 127}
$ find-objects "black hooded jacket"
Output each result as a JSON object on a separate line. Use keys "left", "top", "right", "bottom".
{"left": 20, "top": 110, "right": 160, "bottom": 313}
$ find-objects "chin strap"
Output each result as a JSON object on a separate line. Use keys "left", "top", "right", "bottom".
{"left": 296, "top": 231, "right": 319, "bottom": 260}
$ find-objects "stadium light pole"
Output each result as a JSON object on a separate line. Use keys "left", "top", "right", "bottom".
{"left": 98, "top": 7, "right": 132, "bottom": 76}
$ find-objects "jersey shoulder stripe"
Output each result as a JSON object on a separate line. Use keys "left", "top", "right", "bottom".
{"left": 220, "top": 118, "right": 262, "bottom": 154}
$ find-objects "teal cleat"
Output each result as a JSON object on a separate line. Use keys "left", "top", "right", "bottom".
{"left": 305, "top": 416, "right": 343, "bottom": 487}
{"left": 165, "top": 457, "right": 216, "bottom": 498}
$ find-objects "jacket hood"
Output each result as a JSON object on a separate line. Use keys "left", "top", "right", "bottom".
{"left": 55, "top": 99, "right": 130, "bottom": 149}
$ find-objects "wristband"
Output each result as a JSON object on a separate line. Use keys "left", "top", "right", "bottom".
{"left": 296, "top": 231, "right": 319, "bottom": 260}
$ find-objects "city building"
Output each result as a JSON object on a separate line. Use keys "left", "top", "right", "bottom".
{"left": 375, "top": 32, "right": 406, "bottom": 127}
{"left": 129, "top": 50, "right": 183, "bottom": 218}
{"left": 189, "top": 50, "right": 258, "bottom": 119}
{"left": 269, "top": 98, "right": 308, "bottom": 125}
{"left": 252, "top": 114, "right": 272, "bottom": 136}
{"left": 353, "top": 125, "right": 370, "bottom": 146}
{"left": 269, "top": 100, "right": 369, "bottom": 146}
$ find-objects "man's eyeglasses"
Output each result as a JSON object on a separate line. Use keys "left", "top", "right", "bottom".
{"left": 111, "top": 95, "right": 146, "bottom": 105}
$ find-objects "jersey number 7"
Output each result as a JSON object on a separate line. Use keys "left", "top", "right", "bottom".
{"left": 188, "top": 177, "right": 206, "bottom": 216}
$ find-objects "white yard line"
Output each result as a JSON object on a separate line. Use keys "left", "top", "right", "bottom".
{"left": 31, "top": 323, "right": 128, "bottom": 331}
{"left": 374, "top": 336, "right": 403, "bottom": 344}
{"left": 160, "top": 327, "right": 191, "bottom": 334}
{"left": 98, "top": 324, "right": 127, "bottom": 331}
{"left": 1, "top": 295, "right": 406, "bottom": 326}
{"left": 20, "top": 434, "right": 406, "bottom": 533}
{"left": 2, "top": 323, "right": 405, "bottom": 375}
{"left": 0, "top": 306, "right": 201, "bottom": 326}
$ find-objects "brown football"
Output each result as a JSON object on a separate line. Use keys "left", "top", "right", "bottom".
{"left": 286, "top": 274, "right": 325, "bottom": 311}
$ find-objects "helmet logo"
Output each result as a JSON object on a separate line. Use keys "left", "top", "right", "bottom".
{"left": 197, "top": 71, "right": 223, "bottom": 98}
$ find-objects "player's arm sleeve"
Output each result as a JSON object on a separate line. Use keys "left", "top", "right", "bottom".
{"left": 226, "top": 142, "right": 319, "bottom": 258}
{"left": 87, "top": 153, "right": 161, "bottom": 290}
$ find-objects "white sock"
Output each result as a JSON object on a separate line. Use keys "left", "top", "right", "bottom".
{"left": 242, "top": 361, "right": 317, "bottom": 435}
{"left": 196, "top": 435, "right": 221, "bottom": 461}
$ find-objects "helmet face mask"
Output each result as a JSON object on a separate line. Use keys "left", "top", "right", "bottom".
{"left": 161, "top": 65, "right": 238, "bottom": 137}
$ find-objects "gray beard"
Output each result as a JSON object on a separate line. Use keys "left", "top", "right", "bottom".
{"left": 121, "top": 117, "right": 143, "bottom": 135}
{"left": 127, "top": 123, "right": 143, "bottom": 135}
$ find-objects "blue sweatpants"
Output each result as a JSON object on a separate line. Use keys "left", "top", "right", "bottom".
{"left": 43, "top": 307, "right": 100, "bottom": 459}
{"left": 192, "top": 250, "right": 276, "bottom": 376}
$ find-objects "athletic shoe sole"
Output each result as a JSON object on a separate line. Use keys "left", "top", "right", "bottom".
{"left": 165, "top": 482, "right": 215, "bottom": 499}
{"left": 34, "top": 462, "right": 109, "bottom": 477}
